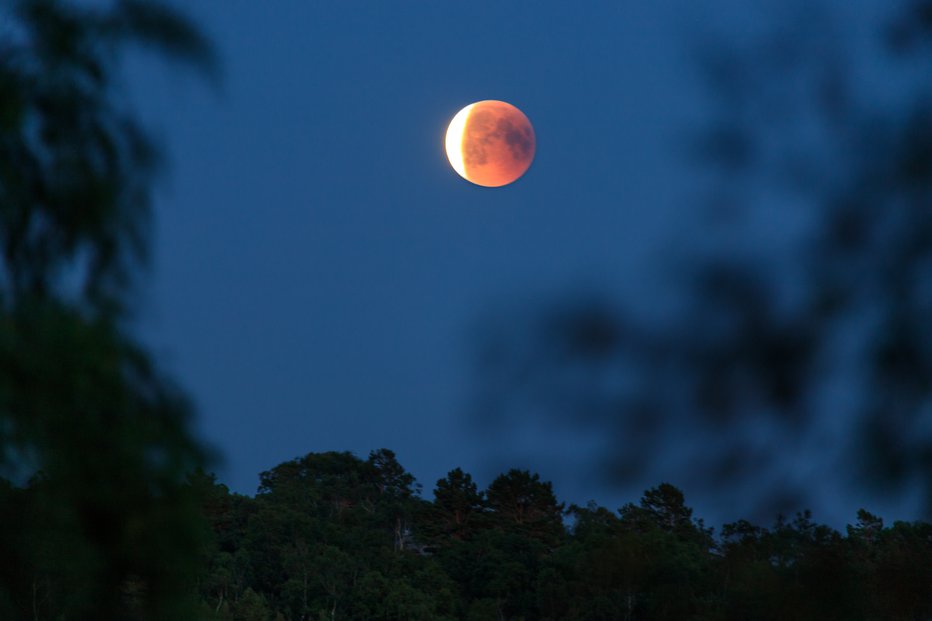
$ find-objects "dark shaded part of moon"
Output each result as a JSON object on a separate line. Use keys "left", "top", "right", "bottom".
{"left": 500, "top": 118, "right": 533, "bottom": 160}
{"left": 461, "top": 101, "right": 535, "bottom": 187}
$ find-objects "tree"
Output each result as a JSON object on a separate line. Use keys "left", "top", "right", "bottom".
{"left": 366, "top": 448, "right": 422, "bottom": 552}
{"left": 367, "top": 448, "right": 419, "bottom": 500}
{"left": 422, "top": 467, "right": 485, "bottom": 544}
{"left": 485, "top": 468, "right": 565, "bottom": 545}
{"left": 0, "top": 0, "right": 217, "bottom": 314}
{"left": 639, "top": 483, "right": 695, "bottom": 533}
{"left": 0, "top": 1, "right": 217, "bottom": 618}
{"left": 182, "top": 450, "right": 932, "bottom": 621}
{"left": 256, "top": 451, "right": 370, "bottom": 520}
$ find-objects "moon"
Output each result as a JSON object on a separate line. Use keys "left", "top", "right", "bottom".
{"left": 445, "top": 100, "right": 535, "bottom": 187}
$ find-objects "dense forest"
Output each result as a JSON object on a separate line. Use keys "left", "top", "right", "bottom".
{"left": 7, "top": 449, "right": 928, "bottom": 621}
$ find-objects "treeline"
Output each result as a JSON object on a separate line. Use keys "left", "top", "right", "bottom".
{"left": 181, "top": 449, "right": 929, "bottom": 621}
{"left": 3, "top": 449, "right": 929, "bottom": 620}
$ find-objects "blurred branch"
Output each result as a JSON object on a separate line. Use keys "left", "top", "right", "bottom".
{"left": 473, "top": 0, "right": 932, "bottom": 521}
{"left": 0, "top": 1, "right": 220, "bottom": 618}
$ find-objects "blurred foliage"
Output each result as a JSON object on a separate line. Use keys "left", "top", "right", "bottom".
{"left": 0, "top": 0, "right": 217, "bottom": 314}
{"left": 473, "top": 0, "right": 932, "bottom": 519}
{"left": 0, "top": 0, "right": 216, "bottom": 619}
{"left": 0, "top": 301, "right": 207, "bottom": 619}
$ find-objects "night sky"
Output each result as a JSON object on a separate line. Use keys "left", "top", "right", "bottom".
{"left": 129, "top": 0, "right": 899, "bottom": 525}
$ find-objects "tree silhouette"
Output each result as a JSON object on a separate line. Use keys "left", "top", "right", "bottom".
{"left": 188, "top": 449, "right": 932, "bottom": 620}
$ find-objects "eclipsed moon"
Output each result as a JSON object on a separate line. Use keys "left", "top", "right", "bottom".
{"left": 445, "top": 100, "right": 535, "bottom": 187}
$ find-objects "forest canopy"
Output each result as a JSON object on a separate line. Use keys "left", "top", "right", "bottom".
{"left": 169, "top": 452, "right": 932, "bottom": 620}
{"left": 7, "top": 449, "right": 921, "bottom": 621}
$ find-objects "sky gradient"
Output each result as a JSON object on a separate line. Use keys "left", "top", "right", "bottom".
{"left": 130, "top": 0, "right": 900, "bottom": 525}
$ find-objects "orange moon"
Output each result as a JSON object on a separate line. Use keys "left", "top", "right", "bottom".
{"left": 445, "top": 100, "right": 535, "bottom": 187}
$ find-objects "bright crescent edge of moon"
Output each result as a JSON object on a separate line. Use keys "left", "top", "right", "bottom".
{"left": 444, "top": 103, "right": 473, "bottom": 181}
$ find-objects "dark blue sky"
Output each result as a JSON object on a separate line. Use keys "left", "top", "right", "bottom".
{"left": 130, "top": 0, "right": 898, "bottom": 524}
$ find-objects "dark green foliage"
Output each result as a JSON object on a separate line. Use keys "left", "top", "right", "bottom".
{"left": 0, "top": 302, "right": 207, "bottom": 620}
{"left": 419, "top": 468, "right": 485, "bottom": 544}
{"left": 0, "top": 0, "right": 216, "bottom": 314}
{"left": 6, "top": 441, "right": 927, "bottom": 619}
{"left": 178, "top": 452, "right": 932, "bottom": 621}
{"left": 0, "top": 0, "right": 217, "bottom": 619}
{"left": 486, "top": 469, "right": 565, "bottom": 545}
